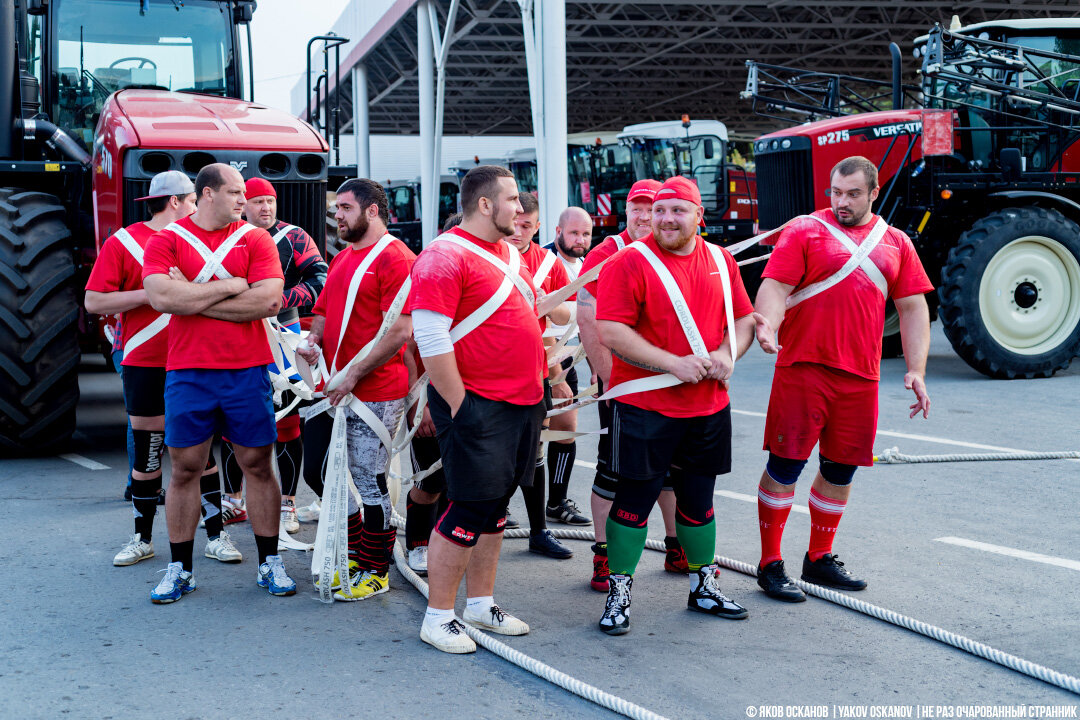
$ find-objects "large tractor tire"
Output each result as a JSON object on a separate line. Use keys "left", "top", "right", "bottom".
{"left": 0, "top": 188, "right": 80, "bottom": 454}
{"left": 939, "top": 206, "right": 1080, "bottom": 379}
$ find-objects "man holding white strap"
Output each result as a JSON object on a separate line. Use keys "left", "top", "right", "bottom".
{"left": 752, "top": 156, "right": 933, "bottom": 602}
{"left": 577, "top": 178, "right": 689, "bottom": 593}
{"left": 86, "top": 170, "right": 203, "bottom": 567}
{"left": 410, "top": 165, "right": 545, "bottom": 654}
{"left": 298, "top": 178, "right": 414, "bottom": 602}
{"left": 142, "top": 163, "right": 293, "bottom": 603}
{"left": 544, "top": 206, "right": 594, "bottom": 528}
{"left": 595, "top": 176, "right": 756, "bottom": 635}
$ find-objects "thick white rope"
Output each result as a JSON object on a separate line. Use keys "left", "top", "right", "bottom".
{"left": 875, "top": 446, "right": 1080, "bottom": 464}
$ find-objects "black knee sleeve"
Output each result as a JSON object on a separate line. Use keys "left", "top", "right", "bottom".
{"left": 609, "top": 475, "right": 665, "bottom": 529}
{"left": 277, "top": 435, "right": 303, "bottom": 496}
{"left": 435, "top": 493, "right": 512, "bottom": 547}
{"left": 819, "top": 455, "right": 857, "bottom": 486}
{"left": 766, "top": 452, "right": 807, "bottom": 485}
{"left": 221, "top": 440, "right": 243, "bottom": 495}
{"left": 132, "top": 429, "right": 165, "bottom": 474}
{"left": 671, "top": 468, "right": 716, "bottom": 526}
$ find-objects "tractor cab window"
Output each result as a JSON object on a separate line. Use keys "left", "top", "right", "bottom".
{"left": 387, "top": 186, "right": 417, "bottom": 224}
{"left": 54, "top": 0, "right": 237, "bottom": 147}
{"left": 510, "top": 161, "right": 539, "bottom": 195}
{"left": 438, "top": 182, "right": 459, "bottom": 224}
{"left": 673, "top": 135, "right": 725, "bottom": 214}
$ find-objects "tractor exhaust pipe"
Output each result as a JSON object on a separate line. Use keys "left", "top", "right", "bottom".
{"left": 890, "top": 42, "right": 903, "bottom": 110}
{"left": 0, "top": 0, "right": 16, "bottom": 159}
{"left": 15, "top": 119, "right": 92, "bottom": 166}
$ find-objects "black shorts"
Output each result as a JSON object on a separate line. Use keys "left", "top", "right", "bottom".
{"left": 559, "top": 355, "right": 579, "bottom": 396}
{"left": 428, "top": 386, "right": 544, "bottom": 502}
{"left": 122, "top": 365, "right": 166, "bottom": 417}
{"left": 610, "top": 401, "right": 732, "bottom": 483}
{"left": 411, "top": 434, "right": 447, "bottom": 495}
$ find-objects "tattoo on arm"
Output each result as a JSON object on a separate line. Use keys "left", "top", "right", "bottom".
{"left": 612, "top": 349, "right": 666, "bottom": 373}
{"left": 576, "top": 288, "right": 595, "bottom": 310}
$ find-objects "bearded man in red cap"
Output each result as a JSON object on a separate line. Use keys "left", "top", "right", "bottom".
{"left": 576, "top": 178, "right": 689, "bottom": 592}
{"left": 593, "top": 176, "right": 757, "bottom": 635}
{"left": 215, "top": 177, "right": 329, "bottom": 533}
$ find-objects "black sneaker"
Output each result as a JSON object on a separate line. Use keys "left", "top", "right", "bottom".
{"left": 688, "top": 565, "right": 748, "bottom": 619}
{"left": 546, "top": 498, "right": 592, "bottom": 526}
{"left": 757, "top": 560, "right": 807, "bottom": 603}
{"left": 528, "top": 529, "right": 573, "bottom": 559}
{"left": 503, "top": 510, "right": 520, "bottom": 530}
{"left": 599, "top": 574, "right": 633, "bottom": 635}
{"left": 801, "top": 552, "right": 867, "bottom": 591}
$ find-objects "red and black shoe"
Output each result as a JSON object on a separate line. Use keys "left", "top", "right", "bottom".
{"left": 591, "top": 542, "right": 609, "bottom": 592}
{"left": 664, "top": 536, "right": 689, "bottom": 574}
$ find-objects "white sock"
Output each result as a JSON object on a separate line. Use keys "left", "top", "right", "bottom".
{"left": 466, "top": 596, "right": 495, "bottom": 614}
{"left": 424, "top": 607, "right": 455, "bottom": 625}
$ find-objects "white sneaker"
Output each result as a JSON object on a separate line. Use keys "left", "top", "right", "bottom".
{"left": 296, "top": 500, "right": 321, "bottom": 523}
{"left": 280, "top": 502, "right": 300, "bottom": 534}
{"left": 407, "top": 546, "right": 428, "bottom": 576}
{"left": 204, "top": 530, "right": 243, "bottom": 563}
{"left": 420, "top": 618, "right": 476, "bottom": 654}
{"left": 462, "top": 604, "right": 530, "bottom": 636}
{"left": 113, "top": 533, "right": 154, "bottom": 566}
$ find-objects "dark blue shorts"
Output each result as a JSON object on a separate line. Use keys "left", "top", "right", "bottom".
{"left": 164, "top": 366, "right": 276, "bottom": 449}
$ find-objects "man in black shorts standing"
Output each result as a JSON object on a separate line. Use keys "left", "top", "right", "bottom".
{"left": 409, "top": 166, "right": 544, "bottom": 653}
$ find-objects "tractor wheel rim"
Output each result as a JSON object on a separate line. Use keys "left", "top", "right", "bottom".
{"left": 978, "top": 235, "right": 1080, "bottom": 355}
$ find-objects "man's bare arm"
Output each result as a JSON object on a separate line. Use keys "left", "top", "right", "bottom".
{"left": 84, "top": 289, "right": 148, "bottom": 315}
{"left": 598, "top": 319, "right": 710, "bottom": 384}
{"left": 577, "top": 288, "right": 612, "bottom": 384}
{"left": 895, "top": 293, "right": 931, "bottom": 419}
{"left": 752, "top": 278, "right": 795, "bottom": 354}
{"left": 143, "top": 273, "right": 246, "bottom": 316}
{"left": 326, "top": 313, "right": 413, "bottom": 406}
{"left": 200, "top": 278, "right": 284, "bottom": 322}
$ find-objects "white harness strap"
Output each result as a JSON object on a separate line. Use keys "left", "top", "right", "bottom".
{"left": 436, "top": 232, "right": 535, "bottom": 307}
{"left": 272, "top": 224, "right": 297, "bottom": 243}
{"left": 531, "top": 248, "right": 558, "bottom": 289}
{"left": 626, "top": 241, "right": 711, "bottom": 358}
{"left": 113, "top": 227, "right": 171, "bottom": 357}
{"left": 165, "top": 221, "right": 256, "bottom": 283}
{"left": 787, "top": 216, "right": 889, "bottom": 308}
{"left": 610, "top": 234, "right": 626, "bottom": 251}
{"left": 329, "top": 233, "right": 396, "bottom": 376}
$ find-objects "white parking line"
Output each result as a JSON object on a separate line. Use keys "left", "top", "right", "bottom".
{"left": 935, "top": 536, "right": 1080, "bottom": 572}
{"left": 59, "top": 453, "right": 110, "bottom": 470}
{"left": 731, "top": 409, "right": 1060, "bottom": 455}
{"left": 575, "top": 460, "right": 597, "bottom": 470}
{"left": 714, "top": 489, "right": 809, "bottom": 514}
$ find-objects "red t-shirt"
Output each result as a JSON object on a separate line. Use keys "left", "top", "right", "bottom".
{"left": 519, "top": 242, "right": 570, "bottom": 295}
{"left": 762, "top": 209, "right": 934, "bottom": 381}
{"left": 409, "top": 227, "right": 544, "bottom": 405}
{"left": 312, "top": 237, "right": 415, "bottom": 401}
{"left": 597, "top": 235, "right": 753, "bottom": 418}
{"left": 85, "top": 222, "right": 168, "bottom": 367}
{"left": 142, "top": 216, "right": 283, "bottom": 371}
{"left": 581, "top": 230, "right": 631, "bottom": 299}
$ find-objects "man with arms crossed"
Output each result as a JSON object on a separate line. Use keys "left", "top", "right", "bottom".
{"left": 409, "top": 166, "right": 545, "bottom": 653}
{"left": 595, "top": 176, "right": 756, "bottom": 634}
{"left": 577, "top": 179, "right": 688, "bottom": 593}
{"left": 142, "top": 163, "right": 293, "bottom": 603}
{"left": 752, "top": 156, "right": 933, "bottom": 602}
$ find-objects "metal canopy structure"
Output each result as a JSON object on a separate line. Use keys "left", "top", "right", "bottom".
{"left": 320, "top": 0, "right": 1080, "bottom": 142}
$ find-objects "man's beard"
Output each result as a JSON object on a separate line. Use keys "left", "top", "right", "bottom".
{"left": 655, "top": 226, "right": 695, "bottom": 252}
{"left": 340, "top": 213, "right": 369, "bottom": 242}
{"left": 556, "top": 231, "right": 586, "bottom": 258}
{"left": 492, "top": 205, "right": 515, "bottom": 237}
{"left": 835, "top": 207, "right": 869, "bottom": 227}
{"left": 628, "top": 220, "right": 651, "bottom": 241}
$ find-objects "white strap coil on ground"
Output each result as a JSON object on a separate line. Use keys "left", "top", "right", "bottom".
{"left": 875, "top": 446, "right": 1080, "bottom": 464}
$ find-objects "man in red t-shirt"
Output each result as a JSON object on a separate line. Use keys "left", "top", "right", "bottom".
{"left": 85, "top": 171, "right": 217, "bottom": 568}
{"left": 409, "top": 165, "right": 544, "bottom": 654}
{"left": 142, "top": 163, "right": 292, "bottom": 604}
{"left": 502, "top": 192, "right": 574, "bottom": 560}
{"left": 297, "top": 178, "right": 414, "bottom": 602}
{"left": 595, "top": 176, "right": 756, "bottom": 635}
{"left": 577, "top": 178, "right": 688, "bottom": 592}
{"left": 752, "top": 156, "right": 933, "bottom": 602}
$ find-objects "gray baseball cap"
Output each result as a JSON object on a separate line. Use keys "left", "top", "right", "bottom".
{"left": 136, "top": 170, "right": 196, "bottom": 201}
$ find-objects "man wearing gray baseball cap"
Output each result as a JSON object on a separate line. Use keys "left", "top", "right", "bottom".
{"left": 88, "top": 169, "right": 244, "bottom": 570}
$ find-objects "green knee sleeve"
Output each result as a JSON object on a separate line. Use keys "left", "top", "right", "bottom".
{"left": 606, "top": 517, "right": 648, "bottom": 576}
{"left": 676, "top": 519, "right": 716, "bottom": 571}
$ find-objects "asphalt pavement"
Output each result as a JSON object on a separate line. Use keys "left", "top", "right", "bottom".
{"left": 1, "top": 325, "right": 1078, "bottom": 719}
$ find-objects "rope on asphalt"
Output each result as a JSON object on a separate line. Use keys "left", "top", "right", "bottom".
{"left": 874, "top": 446, "right": 1080, "bottom": 464}
{"left": 389, "top": 522, "right": 671, "bottom": 720}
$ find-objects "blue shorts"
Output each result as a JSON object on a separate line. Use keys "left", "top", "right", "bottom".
{"left": 164, "top": 366, "right": 277, "bottom": 448}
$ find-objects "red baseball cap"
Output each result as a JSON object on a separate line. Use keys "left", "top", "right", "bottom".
{"left": 654, "top": 176, "right": 705, "bottom": 227}
{"left": 245, "top": 177, "right": 276, "bottom": 199}
{"left": 626, "top": 179, "right": 662, "bottom": 203}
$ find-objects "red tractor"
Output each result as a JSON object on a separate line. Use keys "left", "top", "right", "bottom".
{"left": 1, "top": 0, "right": 330, "bottom": 453}
{"left": 744, "top": 21, "right": 1080, "bottom": 377}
